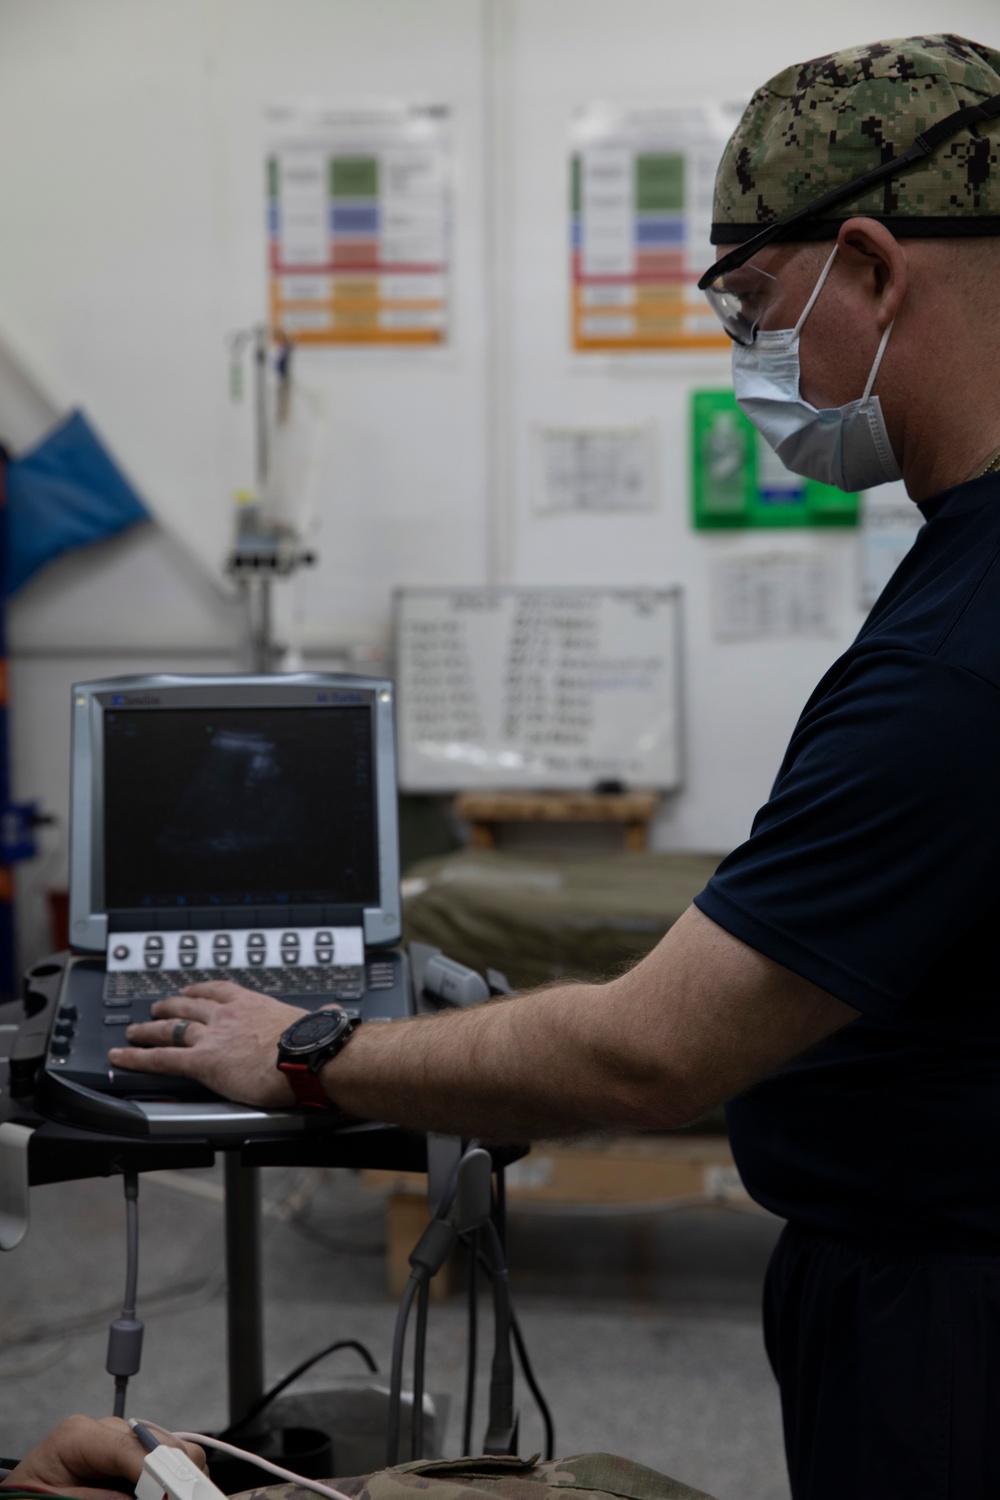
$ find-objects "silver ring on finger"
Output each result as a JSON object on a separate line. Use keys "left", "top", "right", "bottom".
{"left": 172, "top": 1019, "right": 193, "bottom": 1048}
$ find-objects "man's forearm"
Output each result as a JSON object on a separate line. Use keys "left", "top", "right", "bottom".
{"left": 321, "top": 906, "right": 856, "bottom": 1139}
{"left": 321, "top": 981, "right": 690, "bottom": 1141}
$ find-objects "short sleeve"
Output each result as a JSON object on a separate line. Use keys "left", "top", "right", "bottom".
{"left": 694, "top": 648, "right": 1000, "bottom": 1016}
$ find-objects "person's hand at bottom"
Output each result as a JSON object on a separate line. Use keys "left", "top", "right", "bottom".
{"left": 2, "top": 1416, "right": 207, "bottom": 1500}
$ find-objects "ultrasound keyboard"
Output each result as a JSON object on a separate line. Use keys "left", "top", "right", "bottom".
{"left": 103, "top": 967, "right": 366, "bottom": 1003}
{"left": 35, "top": 945, "right": 411, "bottom": 1137}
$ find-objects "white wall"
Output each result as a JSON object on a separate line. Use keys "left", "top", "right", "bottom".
{"left": 1, "top": 0, "right": 998, "bottom": 961}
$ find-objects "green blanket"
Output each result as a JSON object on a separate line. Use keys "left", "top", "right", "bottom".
{"left": 402, "top": 850, "right": 723, "bottom": 991}
{"left": 236, "top": 1452, "right": 717, "bottom": 1500}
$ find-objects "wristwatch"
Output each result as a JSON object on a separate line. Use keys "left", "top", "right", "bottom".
{"left": 276, "top": 1006, "right": 360, "bottom": 1109}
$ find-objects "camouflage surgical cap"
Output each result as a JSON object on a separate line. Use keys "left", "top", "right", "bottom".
{"left": 712, "top": 34, "right": 1000, "bottom": 243}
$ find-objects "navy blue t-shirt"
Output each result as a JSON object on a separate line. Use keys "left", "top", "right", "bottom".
{"left": 694, "top": 471, "right": 1000, "bottom": 1239}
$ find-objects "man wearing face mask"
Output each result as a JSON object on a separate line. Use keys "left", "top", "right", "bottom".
{"left": 112, "top": 32, "right": 1000, "bottom": 1499}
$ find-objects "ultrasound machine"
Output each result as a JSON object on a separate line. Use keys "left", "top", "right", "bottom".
{"left": 33, "top": 671, "right": 414, "bottom": 1137}
{"left": 0, "top": 673, "right": 536, "bottom": 1466}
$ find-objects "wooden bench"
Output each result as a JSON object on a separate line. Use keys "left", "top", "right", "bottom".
{"left": 363, "top": 1133, "right": 748, "bottom": 1298}
{"left": 454, "top": 791, "right": 661, "bottom": 852}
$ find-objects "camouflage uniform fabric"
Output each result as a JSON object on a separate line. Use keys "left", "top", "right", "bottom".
{"left": 232, "top": 1453, "right": 717, "bottom": 1500}
{"left": 712, "top": 33, "right": 1000, "bottom": 240}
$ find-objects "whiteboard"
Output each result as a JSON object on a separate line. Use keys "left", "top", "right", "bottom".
{"left": 394, "top": 587, "right": 682, "bottom": 791}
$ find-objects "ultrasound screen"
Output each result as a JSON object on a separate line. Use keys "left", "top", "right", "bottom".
{"left": 102, "top": 706, "right": 378, "bottom": 909}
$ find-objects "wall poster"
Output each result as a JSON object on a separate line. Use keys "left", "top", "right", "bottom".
{"left": 266, "top": 103, "right": 450, "bottom": 347}
{"left": 569, "top": 103, "right": 739, "bottom": 354}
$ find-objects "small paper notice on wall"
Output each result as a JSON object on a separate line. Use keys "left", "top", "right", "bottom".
{"left": 858, "top": 483, "right": 923, "bottom": 609}
{"left": 712, "top": 552, "right": 832, "bottom": 641}
{"left": 532, "top": 425, "right": 655, "bottom": 514}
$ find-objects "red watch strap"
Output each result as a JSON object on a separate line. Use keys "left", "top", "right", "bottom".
{"left": 278, "top": 1060, "right": 330, "bottom": 1110}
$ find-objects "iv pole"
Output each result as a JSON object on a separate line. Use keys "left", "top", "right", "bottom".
{"left": 226, "top": 326, "right": 315, "bottom": 674}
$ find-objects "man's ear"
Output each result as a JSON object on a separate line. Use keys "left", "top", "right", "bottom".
{"left": 836, "top": 217, "right": 907, "bottom": 330}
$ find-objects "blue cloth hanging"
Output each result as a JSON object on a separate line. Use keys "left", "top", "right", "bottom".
{"left": 3, "top": 408, "right": 150, "bottom": 595}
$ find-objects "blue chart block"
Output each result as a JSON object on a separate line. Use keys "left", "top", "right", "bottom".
{"left": 331, "top": 204, "right": 379, "bottom": 235}
{"left": 635, "top": 215, "right": 685, "bottom": 245}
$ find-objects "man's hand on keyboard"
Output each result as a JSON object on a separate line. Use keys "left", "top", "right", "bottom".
{"left": 107, "top": 982, "right": 307, "bottom": 1107}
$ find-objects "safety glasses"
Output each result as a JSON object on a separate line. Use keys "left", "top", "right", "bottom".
{"left": 699, "top": 87, "right": 1000, "bottom": 342}
{"left": 702, "top": 261, "right": 781, "bottom": 345}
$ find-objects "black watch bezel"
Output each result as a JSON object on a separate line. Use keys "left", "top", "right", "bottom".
{"left": 278, "top": 1007, "right": 357, "bottom": 1073}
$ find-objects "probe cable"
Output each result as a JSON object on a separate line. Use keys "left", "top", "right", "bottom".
{"left": 474, "top": 1231, "right": 555, "bottom": 1460}
{"left": 107, "top": 1172, "right": 144, "bottom": 1419}
{"left": 480, "top": 1219, "right": 516, "bottom": 1455}
{"left": 387, "top": 1138, "right": 482, "bottom": 1465}
{"left": 488, "top": 1175, "right": 554, "bottom": 1458}
{"left": 461, "top": 1226, "right": 479, "bottom": 1457}
{"left": 388, "top": 1151, "right": 555, "bottom": 1464}
{"left": 411, "top": 1275, "right": 431, "bottom": 1459}
{"left": 154, "top": 1431, "right": 356, "bottom": 1500}
{"left": 386, "top": 1270, "right": 424, "bottom": 1466}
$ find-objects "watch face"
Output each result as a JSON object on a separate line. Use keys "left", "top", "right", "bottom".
{"left": 282, "top": 1009, "right": 348, "bottom": 1055}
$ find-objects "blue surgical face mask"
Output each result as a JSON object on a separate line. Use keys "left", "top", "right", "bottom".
{"left": 731, "top": 246, "right": 902, "bottom": 493}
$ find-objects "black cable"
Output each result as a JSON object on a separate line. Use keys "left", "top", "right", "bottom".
{"left": 474, "top": 1237, "right": 555, "bottom": 1461}
{"left": 510, "top": 1304, "right": 555, "bottom": 1462}
{"left": 482, "top": 1219, "right": 515, "bottom": 1454}
{"left": 494, "top": 1168, "right": 507, "bottom": 1250}
{"left": 462, "top": 1229, "right": 479, "bottom": 1456}
{"left": 432, "top": 1136, "right": 481, "bottom": 1223}
{"left": 387, "top": 1273, "right": 421, "bottom": 1466}
{"left": 411, "top": 1275, "right": 430, "bottom": 1459}
{"left": 387, "top": 1140, "right": 486, "bottom": 1466}
{"left": 222, "top": 1338, "right": 379, "bottom": 1439}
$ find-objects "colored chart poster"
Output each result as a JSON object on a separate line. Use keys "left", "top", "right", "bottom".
{"left": 570, "top": 104, "right": 739, "bottom": 353}
{"left": 691, "top": 390, "right": 858, "bottom": 528}
{"left": 266, "top": 103, "right": 450, "bottom": 346}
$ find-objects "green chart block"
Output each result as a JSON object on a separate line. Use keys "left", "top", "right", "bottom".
{"left": 691, "top": 390, "right": 858, "bottom": 529}
{"left": 331, "top": 156, "right": 378, "bottom": 198}
{"left": 635, "top": 153, "right": 684, "bottom": 212}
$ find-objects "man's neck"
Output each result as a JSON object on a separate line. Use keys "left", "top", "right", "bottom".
{"left": 895, "top": 331, "right": 1000, "bottom": 502}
